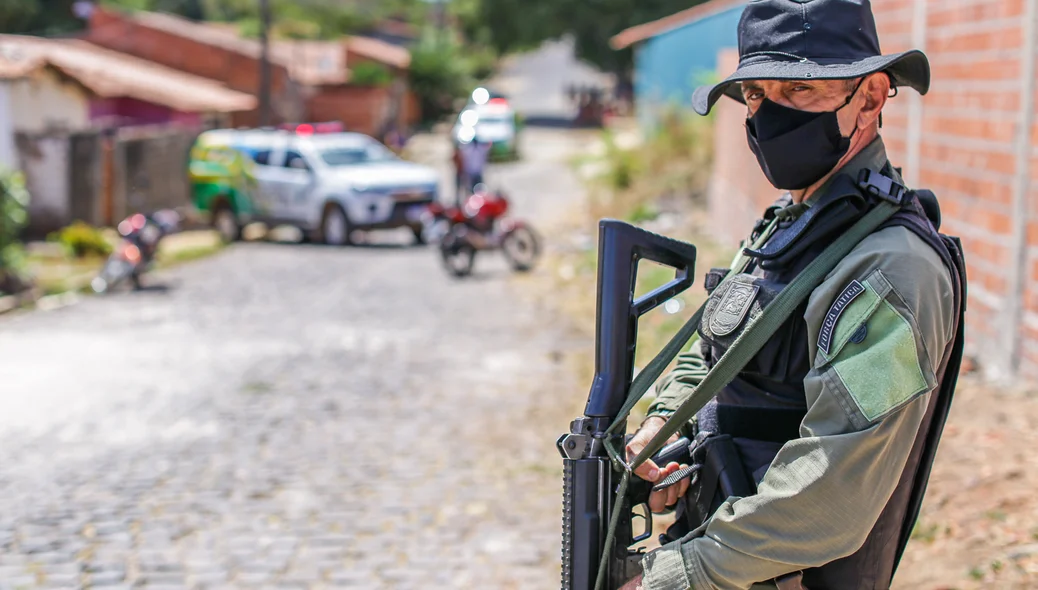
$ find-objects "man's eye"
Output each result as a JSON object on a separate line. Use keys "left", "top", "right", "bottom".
{"left": 746, "top": 92, "right": 764, "bottom": 101}
{"left": 792, "top": 85, "right": 812, "bottom": 92}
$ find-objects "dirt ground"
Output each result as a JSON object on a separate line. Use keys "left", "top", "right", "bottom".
{"left": 894, "top": 377, "right": 1038, "bottom": 589}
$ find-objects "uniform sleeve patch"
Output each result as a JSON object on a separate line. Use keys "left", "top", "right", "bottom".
{"left": 820, "top": 270, "right": 936, "bottom": 423}
{"left": 818, "top": 280, "right": 866, "bottom": 355}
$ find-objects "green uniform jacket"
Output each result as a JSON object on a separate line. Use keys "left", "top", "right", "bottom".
{"left": 641, "top": 138, "right": 957, "bottom": 590}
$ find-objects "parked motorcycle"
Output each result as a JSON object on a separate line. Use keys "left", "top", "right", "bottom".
{"left": 422, "top": 185, "right": 540, "bottom": 278}
{"left": 92, "top": 210, "right": 180, "bottom": 294}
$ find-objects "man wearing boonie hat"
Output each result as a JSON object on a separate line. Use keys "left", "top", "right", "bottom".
{"left": 620, "top": 1, "right": 968, "bottom": 588}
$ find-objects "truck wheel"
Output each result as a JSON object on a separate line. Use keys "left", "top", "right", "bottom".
{"left": 411, "top": 225, "right": 426, "bottom": 245}
{"left": 319, "top": 204, "right": 352, "bottom": 246}
{"left": 213, "top": 205, "right": 241, "bottom": 243}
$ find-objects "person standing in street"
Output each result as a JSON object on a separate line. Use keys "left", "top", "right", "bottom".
{"left": 457, "top": 137, "right": 492, "bottom": 205}
{"left": 620, "top": 1, "right": 967, "bottom": 589}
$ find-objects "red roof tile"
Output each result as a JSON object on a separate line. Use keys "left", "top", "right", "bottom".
{"left": 611, "top": 0, "right": 746, "bottom": 50}
{"left": 345, "top": 36, "right": 411, "bottom": 70}
{"left": 90, "top": 9, "right": 408, "bottom": 84}
{"left": 128, "top": 10, "right": 274, "bottom": 61}
{"left": 0, "top": 35, "right": 256, "bottom": 113}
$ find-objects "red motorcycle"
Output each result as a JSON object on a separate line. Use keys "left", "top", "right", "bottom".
{"left": 423, "top": 186, "right": 540, "bottom": 277}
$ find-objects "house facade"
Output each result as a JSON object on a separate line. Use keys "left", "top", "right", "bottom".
{"left": 611, "top": 0, "right": 745, "bottom": 128}
{"left": 0, "top": 65, "right": 90, "bottom": 171}
{"left": 0, "top": 35, "right": 255, "bottom": 233}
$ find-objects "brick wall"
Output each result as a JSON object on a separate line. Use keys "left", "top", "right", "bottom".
{"left": 707, "top": 0, "right": 1038, "bottom": 379}
{"left": 306, "top": 86, "right": 420, "bottom": 137}
{"left": 84, "top": 9, "right": 416, "bottom": 135}
{"left": 85, "top": 9, "right": 298, "bottom": 125}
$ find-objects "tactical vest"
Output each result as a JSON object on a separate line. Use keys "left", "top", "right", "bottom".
{"left": 686, "top": 168, "right": 967, "bottom": 589}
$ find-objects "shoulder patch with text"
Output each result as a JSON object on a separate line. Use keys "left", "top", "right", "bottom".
{"left": 818, "top": 280, "right": 866, "bottom": 355}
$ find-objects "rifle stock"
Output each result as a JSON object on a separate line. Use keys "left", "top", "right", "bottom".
{"left": 558, "top": 220, "right": 698, "bottom": 590}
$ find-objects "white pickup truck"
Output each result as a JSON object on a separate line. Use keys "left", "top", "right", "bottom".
{"left": 196, "top": 129, "right": 440, "bottom": 245}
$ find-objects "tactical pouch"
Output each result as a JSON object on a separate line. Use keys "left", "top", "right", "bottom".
{"left": 662, "top": 433, "right": 756, "bottom": 543}
{"left": 687, "top": 433, "right": 756, "bottom": 526}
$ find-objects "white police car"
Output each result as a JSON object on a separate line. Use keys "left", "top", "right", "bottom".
{"left": 198, "top": 126, "right": 439, "bottom": 245}
{"left": 451, "top": 88, "right": 521, "bottom": 161}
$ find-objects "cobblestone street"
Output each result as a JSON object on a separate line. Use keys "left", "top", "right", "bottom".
{"left": 0, "top": 128, "right": 592, "bottom": 589}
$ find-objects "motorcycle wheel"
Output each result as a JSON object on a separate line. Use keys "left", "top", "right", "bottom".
{"left": 501, "top": 225, "right": 540, "bottom": 272}
{"left": 422, "top": 218, "right": 449, "bottom": 245}
{"left": 90, "top": 277, "right": 109, "bottom": 294}
{"left": 440, "top": 234, "right": 476, "bottom": 278}
{"left": 93, "top": 257, "right": 132, "bottom": 294}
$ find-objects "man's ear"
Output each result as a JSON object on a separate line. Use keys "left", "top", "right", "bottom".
{"left": 859, "top": 72, "right": 890, "bottom": 128}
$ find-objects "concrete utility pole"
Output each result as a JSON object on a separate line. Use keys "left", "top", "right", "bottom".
{"left": 435, "top": 0, "right": 448, "bottom": 48}
{"left": 258, "top": 0, "right": 273, "bottom": 126}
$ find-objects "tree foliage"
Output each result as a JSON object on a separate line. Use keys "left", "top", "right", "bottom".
{"left": 0, "top": 0, "right": 79, "bottom": 35}
{"left": 0, "top": 0, "right": 39, "bottom": 33}
{"left": 0, "top": 0, "right": 426, "bottom": 38}
{"left": 408, "top": 34, "right": 478, "bottom": 123}
{"left": 472, "top": 0, "right": 711, "bottom": 75}
{"left": 349, "top": 62, "right": 393, "bottom": 87}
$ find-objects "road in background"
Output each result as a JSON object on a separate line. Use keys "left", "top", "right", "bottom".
{"left": 0, "top": 36, "right": 610, "bottom": 588}
{"left": 488, "top": 37, "right": 614, "bottom": 122}
{"left": 0, "top": 125, "right": 597, "bottom": 590}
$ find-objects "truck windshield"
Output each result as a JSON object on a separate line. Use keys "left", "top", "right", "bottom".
{"left": 319, "top": 142, "right": 397, "bottom": 166}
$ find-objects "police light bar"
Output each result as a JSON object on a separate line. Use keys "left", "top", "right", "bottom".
{"left": 277, "top": 122, "right": 345, "bottom": 134}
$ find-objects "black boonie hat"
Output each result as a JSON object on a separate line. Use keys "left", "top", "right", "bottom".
{"left": 692, "top": 0, "right": 930, "bottom": 115}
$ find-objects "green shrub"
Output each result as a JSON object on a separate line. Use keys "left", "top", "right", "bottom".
{"left": 588, "top": 107, "right": 715, "bottom": 221}
{"left": 0, "top": 168, "right": 30, "bottom": 279}
{"left": 49, "top": 221, "right": 112, "bottom": 258}
{"left": 626, "top": 202, "right": 658, "bottom": 224}
{"left": 349, "top": 62, "right": 394, "bottom": 87}
{"left": 600, "top": 130, "right": 641, "bottom": 191}
{"left": 409, "top": 35, "right": 480, "bottom": 123}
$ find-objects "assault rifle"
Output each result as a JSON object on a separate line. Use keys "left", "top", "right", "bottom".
{"left": 557, "top": 220, "right": 699, "bottom": 590}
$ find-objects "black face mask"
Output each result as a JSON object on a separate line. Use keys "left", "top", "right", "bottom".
{"left": 745, "top": 86, "right": 861, "bottom": 191}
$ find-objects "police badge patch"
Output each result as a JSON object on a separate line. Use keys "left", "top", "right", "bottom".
{"left": 709, "top": 282, "right": 760, "bottom": 336}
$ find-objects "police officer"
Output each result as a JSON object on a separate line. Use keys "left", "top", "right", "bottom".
{"left": 620, "top": 1, "right": 965, "bottom": 589}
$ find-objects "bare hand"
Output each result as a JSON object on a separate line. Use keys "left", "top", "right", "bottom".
{"left": 626, "top": 416, "right": 692, "bottom": 513}
{"left": 619, "top": 574, "right": 644, "bottom": 590}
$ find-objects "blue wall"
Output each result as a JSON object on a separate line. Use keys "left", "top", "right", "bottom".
{"left": 635, "top": 6, "right": 743, "bottom": 127}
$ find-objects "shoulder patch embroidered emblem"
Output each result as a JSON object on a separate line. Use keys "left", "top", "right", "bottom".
{"left": 709, "top": 282, "right": 760, "bottom": 336}
{"left": 818, "top": 280, "right": 866, "bottom": 355}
